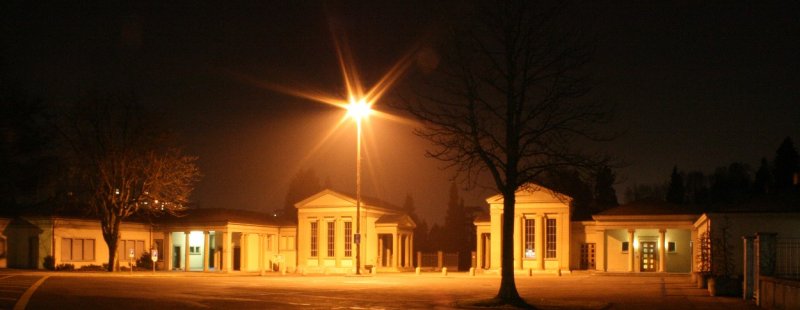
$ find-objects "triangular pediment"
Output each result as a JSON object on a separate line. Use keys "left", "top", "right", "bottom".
{"left": 375, "top": 214, "right": 416, "bottom": 229}
{"left": 294, "top": 189, "right": 356, "bottom": 209}
{"left": 485, "top": 183, "right": 572, "bottom": 204}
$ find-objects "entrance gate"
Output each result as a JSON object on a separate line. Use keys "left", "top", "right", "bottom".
{"left": 640, "top": 241, "right": 656, "bottom": 272}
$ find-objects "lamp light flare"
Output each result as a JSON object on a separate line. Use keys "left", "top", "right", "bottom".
{"left": 346, "top": 99, "right": 372, "bottom": 121}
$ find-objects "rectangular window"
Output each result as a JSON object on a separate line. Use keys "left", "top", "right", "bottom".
{"left": 310, "top": 222, "right": 318, "bottom": 257}
{"left": 281, "top": 236, "right": 295, "bottom": 250}
{"left": 622, "top": 241, "right": 629, "bottom": 253}
{"left": 545, "top": 218, "right": 556, "bottom": 258}
{"left": 668, "top": 241, "right": 676, "bottom": 253}
{"left": 344, "top": 221, "right": 352, "bottom": 257}
{"left": 327, "top": 222, "right": 335, "bottom": 257}
{"left": 524, "top": 218, "right": 535, "bottom": 258}
{"left": 190, "top": 246, "right": 201, "bottom": 255}
{"left": 61, "top": 238, "right": 95, "bottom": 261}
{"left": 118, "top": 239, "right": 145, "bottom": 260}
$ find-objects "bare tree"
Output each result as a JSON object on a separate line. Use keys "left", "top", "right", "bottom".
{"left": 57, "top": 93, "right": 200, "bottom": 271}
{"left": 401, "top": 0, "right": 611, "bottom": 306}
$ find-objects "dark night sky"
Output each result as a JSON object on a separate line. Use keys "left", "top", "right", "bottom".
{"left": 2, "top": 1, "right": 799, "bottom": 224}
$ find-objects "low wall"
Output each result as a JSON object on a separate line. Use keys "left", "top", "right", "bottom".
{"left": 759, "top": 276, "right": 800, "bottom": 309}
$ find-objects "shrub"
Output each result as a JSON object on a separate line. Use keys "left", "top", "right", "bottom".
{"left": 136, "top": 252, "right": 154, "bottom": 270}
{"left": 78, "top": 264, "right": 105, "bottom": 271}
{"left": 43, "top": 255, "right": 55, "bottom": 270}
{"left": 55, "top": 263, "right": 75, "bottom": 271}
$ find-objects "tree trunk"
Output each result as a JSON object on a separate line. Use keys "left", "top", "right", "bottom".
{"left": 495, "top": 188, "right": 526, "bottom": 306}
{"left": 103, "top": 216, "right": 122, "bottom": 272}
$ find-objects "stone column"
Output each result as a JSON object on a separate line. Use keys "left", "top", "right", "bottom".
{"left": 535, "top": 215, "right": 544, "bottom": 270}
{"left": 335, "top": 219, "right": 342, "bottom": 268}
{"left": 165, "top": 232, "right": 173, "bottom": 271}
{"left": 489, "top": 212, "right": 502, "bottom": 270}
{"left": 184, "top": 231, "right": 191, "bottom": 272}
{"left": 406, "top": 234, "right": 411, "bottom": 268}
{"left": 240, "top": 233, "right": 246, "bottom": 271}
{"left": 259, "top": 234, "right": 265, "bottom": 276}
{"left": 392, "top": 232, "right": 399, "bottom": 268}
{"left": 658, "top": 229, "right": 666, "bottom": 272}
{"left": 513, "top": 214, "right": 521, "bottom": 269}
{"left": 409, "top": 234, "right": 415, "bottom": 268}
{"left": 203, "top": 231, "right": 210, "bottom": 272}
{"left": 223, "top": 231, "right": 232, "bottom": 272}
{"left": 317, "top": 219, "right": 323, "bottom": 266}
{"left": 596, "top": 229, "right": 606, "bottom": 271}
{"left": 378, "top": 237, "right": 384, "bottom": 267}
{"left": 628, "top": 229, "right": 635, "bottom": 272}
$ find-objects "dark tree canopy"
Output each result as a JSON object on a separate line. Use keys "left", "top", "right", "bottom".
{"left": 401, "top": 0, "right": 611, "bottom": 305}
{"left": 666, "top": 166, "right": 685, "bottom": 204}
{"left": 593, "top": 165, "right": 619, "bottom": 209}
{"left": 0, "top": 91, "right": 59, "bottom": 215}
{"left": 773, "top": 137, "right": 798, "bottom": 192}
{"left": 709, "top": 162, "right": 751, "bottom": 204}
{"left": 57, "top": 93, "right": 200, "bottom": 271}
{"left": 402, "top": 193, "right": 430, "bottom": 254}
{"left": 753, "top": 157, "right": 772, "bottom": 195}
{"left": 684, "top": 171, "right": 709, "bottom": 204}
{"left": 283, "top": 168, "right": 322, "bottom": 222}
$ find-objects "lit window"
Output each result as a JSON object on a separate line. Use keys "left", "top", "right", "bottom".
{"left": 327, "top": 222, "right": 335, "bottom": 257}
{"left": 344, "top": 222, "right": 352, "bottom": 257}
{"left": 545, "top": 218, "right": 556, "bottom": 258}
{"left": 61, "top": 238, "right": 95, "bottom": 261}
{"left": 524, "top": 218, "right": 535, "bottom": 258}
{"left": 310, "top": 222, "right": 318, "bottom": 257}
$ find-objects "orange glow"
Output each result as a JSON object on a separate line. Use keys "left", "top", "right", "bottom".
{"left": 346, "top": 99, "right": 372, "bottom": 121}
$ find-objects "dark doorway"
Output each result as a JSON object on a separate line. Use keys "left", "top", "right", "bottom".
{"left": 28, "top": 237, "right": 38, "bottom": 269}
{"left": 480, "top": 233, "right": 490, "bottom": 269}
{"left": 233, "top": 247, "right": 241, "bottom": 271}
{"left": 173, "top": 246, "right": 181, "bottom": 270}
{"left": 209, "top": 248, "right": 215, "bottom": 269}
{"left": 580, "top": 243, "right": 596, "bottom": 270}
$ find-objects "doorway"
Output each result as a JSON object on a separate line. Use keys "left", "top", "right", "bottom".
{"left": 640, "top": 241, "right": 656, "bottom": 272}
{"left": 480, "top": 233, "right": 491, "bottom": 269}
{"left": 581, "top": 243, "right": 596, "bottom": 270}
{"left": 173, "top": 246, "right": 181, "bottom": 270}
{"left": 233, "top": 247, "right": 241, "bottom": 271}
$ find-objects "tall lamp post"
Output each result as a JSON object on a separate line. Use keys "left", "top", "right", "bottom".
{"left": 346, "top": 99, "right": 371, "bottom": 275}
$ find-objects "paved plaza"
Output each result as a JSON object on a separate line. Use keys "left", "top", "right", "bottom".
{"left": 1, "top": 270, "right": 758, "bottom": 309}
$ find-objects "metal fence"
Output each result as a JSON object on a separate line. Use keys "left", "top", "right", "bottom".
{"left": 443, "top": 252, "right": 459, "bottom": 270}
{"left": 776, "top": 238, "right": 800, "bottom": 279}
{"left": 416, "top": 251, "right": 461, "bottom": 271}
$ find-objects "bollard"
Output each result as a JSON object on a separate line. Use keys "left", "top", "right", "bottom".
{"left": 469, "top": 267, "right": 475, "bottom": 276}
{"left": 442, "top": 267, "right": 448, "bottom": 276}
{"left": 528, "top": 268, "right": 533, "bottom": 276}
{"left": 415, "top": 267, "right": 421, "bottom": 275}
{"left": 558, "top": 268, "right": 562, "bottom": 277}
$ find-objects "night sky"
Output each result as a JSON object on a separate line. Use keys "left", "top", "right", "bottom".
{"left": 2, "top": 1, "right": 798, "bottom": 224}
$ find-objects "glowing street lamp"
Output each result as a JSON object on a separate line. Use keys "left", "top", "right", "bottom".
{"left": 347, "top": 98, "right": 371, "bottom": 275}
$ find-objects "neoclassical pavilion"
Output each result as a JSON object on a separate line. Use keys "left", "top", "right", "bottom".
{"left": 295, "top": 189, "right": 416, "bottom": 273}
{"left": 475, "top": 184, "right": 697, "bottom": 274}
{"left": 474, "top": 185, "right": 573, "bottom": 273}
{"left": 159, "top": 208, "right": 296, "bottom": 273}
{"left": 576, "top": 202, "right": 697, "bottom": 273}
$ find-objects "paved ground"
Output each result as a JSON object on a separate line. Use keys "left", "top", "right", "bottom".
{"left": 0, "top": 270, "right": 759, "bottom": 309}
